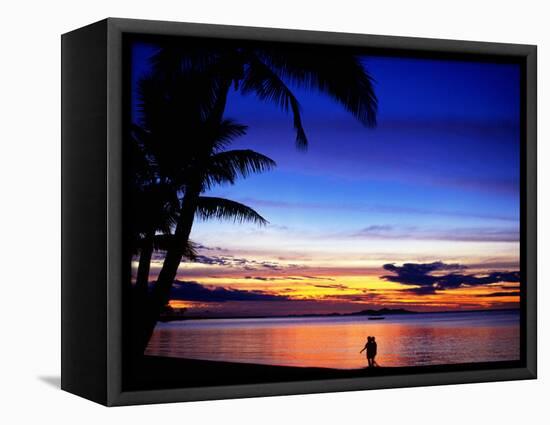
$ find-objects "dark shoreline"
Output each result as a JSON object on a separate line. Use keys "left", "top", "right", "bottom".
{"left": 159, "top": 307, "right": 520, "bottom": 322}
{"left": 127, "top": 355, "right": 521, "bottom": 390}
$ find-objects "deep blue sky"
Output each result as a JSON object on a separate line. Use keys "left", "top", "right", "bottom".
{"left": 130, "top": 41, "right": 520, "bottom": 245}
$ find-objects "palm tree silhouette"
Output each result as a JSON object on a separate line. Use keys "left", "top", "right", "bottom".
{"left": 132, "top": 73, "right": 276, "bottom": 353}
{"left": 151, "top": 44, "right": 377, "bottom": 149}
{"left": 128, "top": 132, "right": 192, "bottom": 297}
{"left": 132, "top": 44, "right": 378, "bottom": 354}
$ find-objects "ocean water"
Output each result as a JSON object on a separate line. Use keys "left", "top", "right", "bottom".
{"left": 145, "top": 310, "right": 520, "bottom": 369}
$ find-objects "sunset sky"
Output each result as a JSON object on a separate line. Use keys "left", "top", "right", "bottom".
{"left": 130, "top": 42, "right": 521, "bottom": 316}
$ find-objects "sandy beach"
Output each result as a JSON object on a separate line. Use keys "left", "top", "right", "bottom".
{"left": 127, "top": 355, "right": 520, "bottom": 390}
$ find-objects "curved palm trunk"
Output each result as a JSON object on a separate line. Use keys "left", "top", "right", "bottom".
{"left": 137, "top": 186, "right": 201, "bottom": 354}
{"left": 135, "top": 230, "right": 154, "bottom": 296}
{"left": 131, "top": 233, "right": 154, "bottom": 359}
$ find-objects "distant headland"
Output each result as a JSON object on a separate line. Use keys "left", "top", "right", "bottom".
{"left": 350, "top": 308, "right": 417, "bottom": 316}
{"left": 159, "top": 306, "right": 519, "bottom": 322}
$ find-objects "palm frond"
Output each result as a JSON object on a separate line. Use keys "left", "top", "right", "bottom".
{"left": 182, "top": 239, "right": 199, "bottom": 260}
{"left": 210, "top": 119, "right": 248, "bottom": 152}
{"left": 241, "top": 54, "right": 308, "bottom": 150}
{"left": 204, "top": 149, "right": 276, "bottom": 188}
{"left": 256, "top": 47, "right": 378, "bottom": 127}
{"left": 196, "top": 197, "right": 268, "bottom": 225}
{"left": 156, "top": 236, "right": 198, "bottom": 260}
{"left": 138, "top": 235, "right": 198, "bottom": 260}
{"left": 130, "top": 179, "right": 180, "bottom": 248}
{"left": 129, "top": 129, "right": 156, "bottom": 183}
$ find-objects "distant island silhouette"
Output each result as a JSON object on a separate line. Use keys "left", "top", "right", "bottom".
{"left": 159, "top": 307, "right": 519, "bottom": 322}
{"left": 350, "top": 308, "right": 416, "bottom": 316}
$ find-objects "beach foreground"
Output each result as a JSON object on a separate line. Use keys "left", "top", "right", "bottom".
{"left": 127, "top": 355, "right": 520, "bottom": 390}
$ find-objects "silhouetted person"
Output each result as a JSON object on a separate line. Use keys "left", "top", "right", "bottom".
{"left": 369, "top": 336, "right": 378, "bottom": 367}
{"left": 360, "top": 336, "right": 372, "bottom": 367}
{"left": 360, "top": 336, "right": 378, "bottom": 367}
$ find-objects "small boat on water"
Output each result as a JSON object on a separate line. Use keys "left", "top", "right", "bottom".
{"left": 368, "top": 316, "right": 385, "bottom": 320}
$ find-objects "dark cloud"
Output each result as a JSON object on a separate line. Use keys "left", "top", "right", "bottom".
{"left": 321, "top": 292, "right": 383, "bottom": 302}
{"left": 244, "top": 276, "right": 305, "bottom": 281}
{"left": 358, "top": 225, "right": 393, "bottom": 234}
{"left": 195, "top": 244, "right": 228, "bottom": 252}
{"left": 138, "top": 245, "right": 227, "bottom": 263}
{"left": 300, "top": 275, "right": 336, "bottom": 281}
{"left": 479, "top": 291, "right": 521, "bottom": 298}
{"left": 312, "top": 284, "right": 348, "bottom": 290}
{"left": 194, "top": 255, "right": 234, "bottom": 266}
{"left": 269, "top": 224, "right": 290, "bottom": 231}
{"left": 150, "top": 252, "right": 167, "bottom": 261}
{"left": 261, "top": 262, "right": 283, "bottom": 270}
{"left": 353, "top": 226, "right": 518, "bottom": 242}
{"left": 433, "top": 228, "right": 519, "bottom": 243}
{"left": 492, "top": 284, "right": 520, "bottom": 290}
{"left": 381, "top": 261, "right": 520, "bottom": 295}
{"left": 193, "top": 254, "right": 288, "bottom": 271}
{"left": 169, "top": 280, "right": 288, "bottom": 302}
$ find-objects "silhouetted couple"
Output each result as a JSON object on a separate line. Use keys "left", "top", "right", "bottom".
{"left": 360, "top": 336, "right": 378, "bottom": 367}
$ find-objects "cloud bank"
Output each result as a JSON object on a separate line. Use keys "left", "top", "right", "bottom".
{"left": 353, "top": 226, "right": 519, "bottom": 242}
{"left": 381, "top": 261, "right": 520, "bottom": 295}
{"left": 194, "top": 254, "right": 286, "bottom": 271}
{"left": 169, "top": 280, "right": 288, "bottom": 302}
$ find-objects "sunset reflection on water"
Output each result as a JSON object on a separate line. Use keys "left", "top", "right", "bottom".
{"left": 145, "top": 311, "right": 520, "bottom": 369}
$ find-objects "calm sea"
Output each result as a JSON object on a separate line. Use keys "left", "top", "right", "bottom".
{"left": 145, "top": 310, "right": 520, "bottom": 369}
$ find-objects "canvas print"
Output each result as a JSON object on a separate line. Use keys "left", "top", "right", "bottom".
{"left": 124, "top": 36, "right": 522, "bottom": 390}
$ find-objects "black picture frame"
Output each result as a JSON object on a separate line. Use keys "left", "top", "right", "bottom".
{"left": 61, "top": 17, "right": 537, "bottom": 406}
